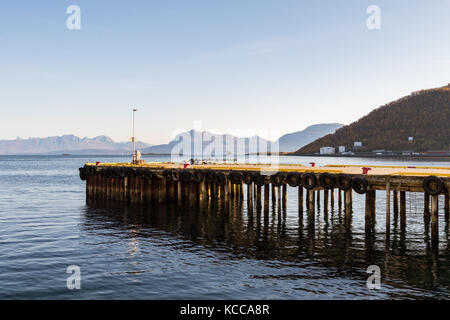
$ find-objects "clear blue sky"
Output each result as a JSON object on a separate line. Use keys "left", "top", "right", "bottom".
{"left": 1, "top": 0, "right": 449, "bottom": 144}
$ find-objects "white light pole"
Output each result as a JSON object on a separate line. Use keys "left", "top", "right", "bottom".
{"left": 132, "top": 108, "right": 137, "bottom": 159}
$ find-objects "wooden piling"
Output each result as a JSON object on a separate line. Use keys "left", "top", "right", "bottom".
{"left": 124, "top": 176, "right": 130, "bottom": 203}
{"left": 338, "top": 189, "right": 342, "bottom": 209}
{"left": 393, "top": 191, "right": 399, "bottom": 215}
{"left": 386, "top": 179, "right": 391, "bottom": 233}
{"left": 256, "top": 185, "right": 262, "bottom": 208}
{"left": 307, "top": 189, "right": 314, "bottom": 213}
{"left": 344, "top": 189, "right": 352, "bottom": 215}
{"left": 144, "top": 178, "right": 152, "bottom": 203}
{"left": 138, "top": 176, "right": 144, "bottom": 203}
{"left": 431, "top": 195, "right": 439, "bottom": 248}
{"left": 224, "top": 180, "right": 229, "bottom": 200}
{"left": 271, "top": 184, "right": 276, "bottom": 203}
{"left": 424, "top": 193, "right": 430, "bottom": 214}
{"left": 264, "top": 184, "right": 269, "bottom": 211}
{"left": 247, "top": 182, "right": 253, "bottom": 203}
{"left": 200, "top": 181, "right": 207, "bottom": 200}
{"left": 298, "top": 186, "right": 303, "bottom": 214}
{"left": 277, "top": 186, "right": 281, "bottom": 207}
{"left": 400, "top": 191, "right": 406, "bottom": 227}
{"left": 330, "top": 188, "right": 334, "bottom": 208}
{"left": 177, "top": 181, "right": 182, "bottom": 202}
{"left": 365, "top": 190, "right": 376, "bottom": 224}
{"left": 159, "top": 178, "right": 167, "bottom": 203}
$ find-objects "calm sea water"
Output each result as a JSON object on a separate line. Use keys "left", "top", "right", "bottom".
{"left": 0, "top": 155, "right": 449, "bottom": 299}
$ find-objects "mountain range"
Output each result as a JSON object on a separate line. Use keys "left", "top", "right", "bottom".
{"left": 0, "top": 135, "right": 152, "bottom": 155}
{"left": 0, "top": 123, "right": 341, "bottom": 155}
{"left": 141, "top": 124, "right": 343, "bottom": 155}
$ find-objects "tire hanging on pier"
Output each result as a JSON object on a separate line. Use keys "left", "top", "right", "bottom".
{"left": 193, "top": 171, "right": 204, "bottom": 183}
{"left": 180, "top": 170, "right": 193, "bottom": 182}
{"left": 229, "top": 171, "right": 243, "bottom": 185}
{"left": 84, "top": 166, "right": 93, "bottom": 177}
{"left": 242, "top": 172, "right": 253, "bottom": 185}
{"left": 271, "top": 173, "right": 285, "bottom": 187}
{"left": 352, "top": 177, "right": 368, "bottom": 194}
{"left": 253, "top": 173, "right": 266, "bottom": 187}
{"left": 171, "top": 169, "right": 180, "bottom": 182}
{"left": 319, "top": 173, "right": 336, "bottom": 190}
{"left": 79, "top": 167, "right": 87, "bottom": 181}
{"left": 163, "top": 169, "right": 173, "bottom": 181}
{"left": 336, "top": 174, "right": 352, "bottom": 191}
{"left": 286, "top": 173, "right": 301, "bottom": 187}
{"left": 423, "top": 176, "right": 444, "bottom": 196}
{"left": 205, "top": 170, "right": 216, "bottom": 183}
{"left": 301, "top": 173, "right": 317, "bottom": 190}
{"left": 216, "top": 172, "right": 227, "bottom": 186}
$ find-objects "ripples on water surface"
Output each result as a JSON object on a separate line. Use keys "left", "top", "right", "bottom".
{"left": 0, "top": 155, "right": 449, "bottom": 299}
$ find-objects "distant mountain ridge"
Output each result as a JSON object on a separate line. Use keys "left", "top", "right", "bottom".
{"left": 0, "top": 135, "right": 152, "bottom": 155}
{"left": 294, "top": 84, "right": 450, "bottom": 154}
{"left": 0, "top": 123, "right": 345, "bottom": 155}
{"left": 142, "top": 130, "right": 272, "bottom": 155}
{"left": 276, "top": 123, "right": 343, "bottom": 152}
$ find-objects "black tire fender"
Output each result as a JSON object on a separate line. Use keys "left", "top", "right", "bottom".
{"left": 171, "top": 169, "right": 180, "bottom": 182}
{"left": 193, "top": 171, "right": 204, "bottom": 183}
{"left": 271, "top": 173, "right": 285, "bottom": 187}
{"left": 216, "top": 172, "right": 227, "bottom": 186}
{"left": 302, "top": 172, "right": 317, "bottom": 190}
{"left": 336, "top": 174, "right": 352, "bottom": 191}
{"left": 205, "top": 170, "right": 216, "bottom": 183}
{"left": 253, "top": 173, "right": 266, "bottom": 187}
{"left": 229, "top": 171, "right": 243, "bottom": 185}
{"left": 180, "top": 170, "right": 193, "bottom": 182}
{"left": 286, "top": 173, "right": 301, "bottom": 187}
{"left": 163, "top": 169, "right": 172, "bottom": 181}
{"left": 319, "top": 173, "right": 336, "bottom": 190}
{"left": 242, "top": 172, "right": 254, "bottom": 185}
{"left": 423, "top": 176, "right": 444, "bottom": 196}
{"left": 79, "top": 167, "right": 87, "bottom": 181}
{"left": 352, "top": 177, "right": 368, "bottom": 194}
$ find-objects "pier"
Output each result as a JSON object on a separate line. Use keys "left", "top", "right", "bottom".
{"left": 79, "top": 162, "right": 450, "bottom": 247}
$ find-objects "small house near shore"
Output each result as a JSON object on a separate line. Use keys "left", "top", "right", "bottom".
{"left": 320, "top": 146, "right": 336, "bottom": 155}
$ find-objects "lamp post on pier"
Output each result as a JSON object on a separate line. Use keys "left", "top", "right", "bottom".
{"left": 131, "top": 108, "right": 138, "bottom": 163}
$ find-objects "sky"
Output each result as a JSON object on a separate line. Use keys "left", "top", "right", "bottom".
{"left": 0, "top": 0, "right": 449, "bottom": 144}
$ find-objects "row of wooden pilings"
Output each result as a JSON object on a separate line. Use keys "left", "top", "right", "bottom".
{"left": 81, "top": 166, "right": 450, "bottom": 247}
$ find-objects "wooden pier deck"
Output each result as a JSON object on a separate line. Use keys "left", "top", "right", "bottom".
{"left": 79, "top": 162, "right": 450, "bottom": 247}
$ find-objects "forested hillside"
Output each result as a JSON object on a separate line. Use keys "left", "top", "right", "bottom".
{"left": 294, "top": 85, "right": 450, "bottom": 154}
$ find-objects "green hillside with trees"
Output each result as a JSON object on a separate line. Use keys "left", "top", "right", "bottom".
{"left": 293, "top": 85, "right": 450, "bottom": 154}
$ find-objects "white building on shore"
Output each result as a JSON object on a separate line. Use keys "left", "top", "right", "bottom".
{"left": 320, "top": 146, "right": 336, "bottom": 155}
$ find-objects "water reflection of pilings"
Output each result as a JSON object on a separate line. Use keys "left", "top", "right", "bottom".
{"left": 85, "top": 189, "right": 450, "bottom": 292}
{"left": 85, "top": 181, "right": 450, "bottom": 259}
